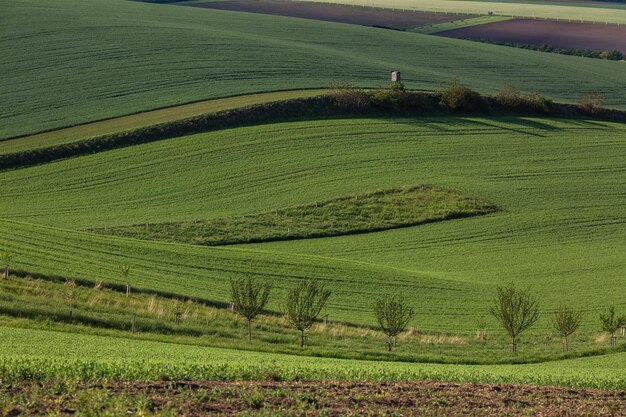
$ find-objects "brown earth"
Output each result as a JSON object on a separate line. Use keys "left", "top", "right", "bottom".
{"left": 3, "top": 380, "right": 626, "bottom": 416}
{"left": 438, "top": 19, "right": 626, "bottom": 53}
{"left": 189, "top": 0, "right": 469, "bottom": 30}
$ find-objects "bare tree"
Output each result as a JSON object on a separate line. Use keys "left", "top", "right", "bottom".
{"left": 0, "top": 252, "right": 12, "bottom": 279}
{"left": 374, "top": 296, "right": 414, "bottom": 351}
{"left": 490, "top": 283, "right": 539, "bottom": 353}
{"left": 600, "top": 306, "right": 626, "bottom": 347}
{"left": 64, "top": 279, "right": 78, "bottom": 321}
{"left": 230, "top": 276, "right": 272, "bottom": 340}
{"left": 285, "top": 279, "right": 331, "bottom": 348}
{"left": 119, "top": 264, "right": 131, "bottom": 296}
{"left": 552, "top": 306, "right": 583, "bottom": 351}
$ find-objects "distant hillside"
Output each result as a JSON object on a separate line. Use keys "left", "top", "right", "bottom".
{"left": 2, "top": 0, "right": 626, "bottom": 139}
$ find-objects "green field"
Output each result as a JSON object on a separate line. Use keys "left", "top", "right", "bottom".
{"left": 299, "top": 0, "right": 626, "bottom": 23}
{"left": 3, "top": 0, "right": 626, "bottom": 401}
{"left": 1, "top": 325, "right": 626, "bottom": 389}
{"left": 1, "top": 116, "right": 624, "bottom": 332}
{"left": 3, "top": 0, "right": 626, "bottom": 139}
{"left": 0, "top": 90, "right": 325, "bottom": 157}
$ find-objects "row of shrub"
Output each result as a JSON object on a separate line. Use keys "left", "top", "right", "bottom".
{"left": 2, "top": 81, "right": 621, "bottom": 171}
{"left": 481, "top": 41, "right": 624, "bottom": 62}
{"left": 326, "top": 80, "right": 608, "bottom": 117}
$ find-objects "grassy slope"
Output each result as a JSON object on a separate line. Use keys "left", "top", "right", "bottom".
{"left": 299, "top": 0, "right": 626, "bottom": 23}
{"left": 3, "top": 0, "right": 626, "bottom": 139}
{"left": 2, "top": 325, "right": 626, "bottom": 388}
{"left": 88, "top": 185, "right": 497, "bottom": 245}
{"left": 4, "top": 276, "right": 619, "bottom": 364}
{"left": 0, "top": 90, "right": 325, "bottom": 157}
{"left": 1, "top": 116, "right": 624, "bottom": 330}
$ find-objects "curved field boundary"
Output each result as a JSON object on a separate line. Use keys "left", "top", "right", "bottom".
{"left": 437, "top": 18, "right": 626, "bottom": 53}
{"left": 2, "top": 90, "right": 626, "bottom": 172}
{"left": 0, "top": 90, "right": 327, "bottom": 157}
{"left": 297, "top": 0, "right": 626, "bottom": 24}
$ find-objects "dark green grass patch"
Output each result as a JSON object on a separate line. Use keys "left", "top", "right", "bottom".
{"left": 88, "top": 185, "right": 498, "bottom": 245}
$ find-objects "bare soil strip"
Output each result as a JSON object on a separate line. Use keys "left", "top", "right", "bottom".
{"left": 4, "top": 380, "right": 626, "bottom": 416}
{"left": 190, "top": 0, "right": 468, "bottom": 30}
{"left": 438, "top": 18, "right": 626, "bottom": 53}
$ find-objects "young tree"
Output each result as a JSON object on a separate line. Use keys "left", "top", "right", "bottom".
{"left": 490, "top": 283, "right": 539, "bottom": 353}
{"left": 600, "top": 306, "right": 626, "bottom": 347}
{"left": 64, "top": 279, "right": 78, "bottom": 321}
{"left": 0, "top": 252, "right": 12, "bottom": 279}
{"left": 230, "top": 276, "right": 272, "bottom": 340}
{"left": 552, "top": 306, "right": 583, "bottom": 351}
{"left": 284, "top": 278, "right": 331, "bottom": 348}
{"left": 119, "top": 264, "right": 131, "bottom": 297}
{"left": 374, "top": 296, "right": 414, "bottom": 351}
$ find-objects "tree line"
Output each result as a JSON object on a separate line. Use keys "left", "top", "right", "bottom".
{"left": 1, "top": 252, "right": 624, "bottom": 352}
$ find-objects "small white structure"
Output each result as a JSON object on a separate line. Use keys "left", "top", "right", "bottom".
{"left": 391, "top": 70, "right": 401, "bottom": 83}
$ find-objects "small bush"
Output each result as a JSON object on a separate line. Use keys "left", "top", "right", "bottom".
{"left": 600, "top": 50, "right": 624, "bottom": 61}
{"left": 326, "top": 83, "right": 371, "bottom": 111}
{"left": 523, "top": 92, "right": 554, "bottom": 114}
{"left": 438, "top": 79, "right": 486, "bottom": 112}
{"left": 371, "top": 89, "right": 400, "bottom": 111}
{"left": 578, "top": 92, "right": 604, "bottom": 116}
{"left": 496, "top": 84, "right": 523, "bottom": 108}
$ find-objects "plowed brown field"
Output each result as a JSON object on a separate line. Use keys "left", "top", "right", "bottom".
{"left": 4, "top": 380, "right": 626, "bottom": 416}
{"left": 190, "top": 0, "right": 469, "bottom": 30}
{"left": 439, "top": 19, "right": 626, "bottom": 53}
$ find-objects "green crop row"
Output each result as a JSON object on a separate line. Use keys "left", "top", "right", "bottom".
{"left": 1, "top": 326, "right": 625, "bottom": 389}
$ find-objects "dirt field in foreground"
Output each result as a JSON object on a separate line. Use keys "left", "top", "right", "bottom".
{"left": 439, "top": 19, "right": 626, "bottom": 53}
{"left": 3, "top": 380, "right": 626, "bottom": 416}
{"left": 190, "top": 0, "right": 467, "bottom": 30}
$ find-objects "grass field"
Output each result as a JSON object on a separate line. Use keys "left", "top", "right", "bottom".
{"left": 0, "top": 90, "right": 325, "bottom": 157}
{"left": 3, "top": 0, "right": 626, "bottom": 139}
{"left": 1, "top": 116, "right": 624, "bottom": 332}
{"left": 1, "top": 325, "right": 626, "bottom": 389}
{"left": 299, "top": 0, "right": 626, "bottom": 23}
{"left": 4, "top": 1, "right": 626, "bottom": 414}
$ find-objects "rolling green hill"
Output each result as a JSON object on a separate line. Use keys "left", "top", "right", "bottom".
{"left": 2, "top": 0, "right": 626, "bottom": 140}
{"left": 1, "top": 116, "right": 624, "bottom": 331}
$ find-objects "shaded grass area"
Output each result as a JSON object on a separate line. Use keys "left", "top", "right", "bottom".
{"left": 3, "top": 380, "right": 626, "bottom": 416}
{"left": 87, "top": 185, "right": 498, "bottom": 245}
{"left": 0, "top": 275, "right": 622, "bottom": 365}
